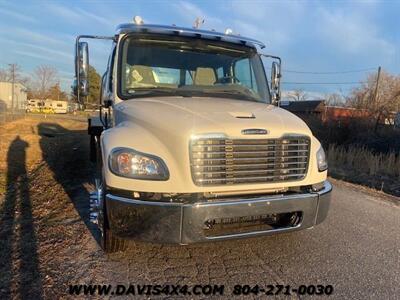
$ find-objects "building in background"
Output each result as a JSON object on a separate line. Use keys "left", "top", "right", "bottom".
{"left": 281, "top": 99, "right": 397, "bottom": 127}
{"left": 280, "top": 100, "right": 326, "bottom": 119}
{"left": 0, "top": 81, "right": 27, "bottom": 111}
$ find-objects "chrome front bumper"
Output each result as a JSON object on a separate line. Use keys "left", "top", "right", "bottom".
{"left": 106, "top": 181, "right": 332, "bottom": 244}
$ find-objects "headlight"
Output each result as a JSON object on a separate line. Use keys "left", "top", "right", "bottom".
{"left": 316, "top": 146, "right": 328, "bottom": 172}
{"left": 109, "top": 148, "right": 169, "bottom": 180}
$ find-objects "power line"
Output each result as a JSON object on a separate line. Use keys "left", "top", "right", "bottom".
{"left": 281, "top": 67, "right": 377, "bottom": 74}
{"left": 283, "top": 81, "right": 369, "bottom": 85}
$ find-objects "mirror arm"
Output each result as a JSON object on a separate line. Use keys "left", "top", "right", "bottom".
{"left": 260, "top": 54, "right": 282, "bottom": 105}
{"left": 75, "top": 35, "right": 115, "bottom": 104}
{"left": 260, "top": 54, "right": 281, "bottom": 65}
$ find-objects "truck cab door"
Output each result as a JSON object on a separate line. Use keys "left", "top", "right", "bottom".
{"left": 102, "top": 44, "right": 116, "bottom": 108}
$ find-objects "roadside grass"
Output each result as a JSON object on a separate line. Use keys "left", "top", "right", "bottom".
{"left": 298, "top": 115, "right": 400, "bottom": 197}
{"left": 327, "top": 144, "right": 400, "bottom": 196}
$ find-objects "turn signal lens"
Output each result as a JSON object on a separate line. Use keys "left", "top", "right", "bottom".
{"left": 316, "top": 146, "right": 328, "bottom": 172}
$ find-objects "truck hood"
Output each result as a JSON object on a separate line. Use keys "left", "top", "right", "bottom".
{"left": 114, "top": 96, "right": 311, "bottom": 139}
{"left": 103, "top": 97, "right": 324, "bottom": 193}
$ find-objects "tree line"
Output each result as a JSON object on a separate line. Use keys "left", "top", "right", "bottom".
{"left": 0, "top": 63, "right": 101, "bottom": 106}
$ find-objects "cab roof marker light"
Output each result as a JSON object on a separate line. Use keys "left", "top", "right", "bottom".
{"left": 133, "top": 16, "right": 144, "bottom": 25}
{"left": 225, "top": 28, "right": 233, "bottom": 35}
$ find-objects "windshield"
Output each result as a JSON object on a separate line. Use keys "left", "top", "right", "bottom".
{"left": 119, "top": 35, "right": 270, "bottom": 103}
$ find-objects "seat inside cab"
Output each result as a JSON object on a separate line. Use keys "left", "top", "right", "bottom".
{"left": 193, "top": 67, "right": 216, "bottom": 86}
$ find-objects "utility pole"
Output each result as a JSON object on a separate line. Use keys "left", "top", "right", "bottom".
{"left": 9, "top": 64, "right": 16, "bottom": 113}
{"left": 373, "top": 66, "right": 382, "bottom": 132}
{"left": 373, "top": 66, "right": 381, "bottom": 105}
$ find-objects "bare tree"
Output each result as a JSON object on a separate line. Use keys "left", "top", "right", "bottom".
{"left": 347, "top": 70, "right": 400, "bottom": 110}
{"left": 287, "top": 89, "right": 309, "bottom": 101}
{"left": 346, "top": 69, "right": 400, "bottom": 130}
{"left": 0, "top": 68, "right": 8, "bottom": 81}
{"left": 33, "top": 65, "right": 58, "bottom": 100}
{"left": 0, "top": 63, "right": 29, "bottom": 84}
{"left": 325, "top": 93, "right": 345, "bottom": 107}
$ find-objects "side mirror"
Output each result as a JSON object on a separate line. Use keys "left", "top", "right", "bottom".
{"left": 74, "top": 41, "right": 89, "bottom": 100}
{"left": 72, "top": 78, "right": 88, "bottom": 97}
{"left": 270, "top": 61, "right": 281, "bottom": 104}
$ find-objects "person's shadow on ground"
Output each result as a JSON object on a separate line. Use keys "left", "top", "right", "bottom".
{"left": 0, "top": 136, "right": 43, "bottom": 299}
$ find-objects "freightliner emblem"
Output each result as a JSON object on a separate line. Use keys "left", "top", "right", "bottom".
{"left": 241, "top": 128, "right": 269, "bottom": 135}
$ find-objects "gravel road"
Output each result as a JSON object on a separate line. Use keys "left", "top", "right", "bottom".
{"left": 0, "top": 116, "right": 399, "bottom": 299}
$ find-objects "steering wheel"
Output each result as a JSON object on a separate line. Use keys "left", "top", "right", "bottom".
{"left": 215, "top": 75, "right": 241, "bottom": 84}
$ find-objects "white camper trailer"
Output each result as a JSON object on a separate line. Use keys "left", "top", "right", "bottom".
{"left": 52, "top": 100, "right": 68, "bottom": 114}
{"left": 26, "top": 99, "right": 68, "bottom": 114}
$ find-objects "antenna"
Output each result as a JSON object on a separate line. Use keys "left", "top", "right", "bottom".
{"left": 193, "top": 17, "right": 204, "bottom": 29}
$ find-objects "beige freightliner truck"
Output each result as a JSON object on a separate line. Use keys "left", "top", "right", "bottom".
{"left": 73, "top": 18, "right": 332, "bottom": 253}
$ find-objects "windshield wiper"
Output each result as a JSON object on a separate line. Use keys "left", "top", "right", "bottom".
{"left": 127, "top": 87, "right": 176, "bottom": 94}
{"left": 125, "top": 86, "right": 261, "bottom": 102}
{"left": 125, "top": 87, "right": 194, "bottom": 98}
{"left": 199, "top": 88, "right": 260, "bottom": 102}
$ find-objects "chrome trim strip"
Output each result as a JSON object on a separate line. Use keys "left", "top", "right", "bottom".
{"left": 193, "top": 161, "right": 307, "bottom": 169}
{"left": 314, "top": 181, "right": 332, "bottom": 225}
{"left": 106, "top": 194, "right": 182, "bottom": 207}
{"left": 195, "top": 167, "right": 307, "bottom": 176}
{"left": 196, "top": 175, "right": 307, "bottom": 184}
{"left": 192, "top": 150, "right": 309, "bottom": 155}
{"left": 190, "top": 133, "right": 228, "bottom": 140}
{"left": 316, "top": 180, "right": 332, "bottom": 196}
{"left": 192, "top": 143, "right": 310, "bottom": 149}
{"left": 191, "top": 155, "right": 309, "bottom": 162}
{"left": 314, "top": 192, "right": 321, "bottom": 225}
{"left": 187, "top": 192, "right": 313, "bottom": 207}
{"left": 205, "top": 223, "right": 302, "bottom": 240}
{"left": 116, "top": 24, "right": 266, "bottom": 48}
{"left": 106, "top": 181, "right": 332, "bottom": 207}
{"left": 179, "top": 205, "right": 184, "bottom": 243}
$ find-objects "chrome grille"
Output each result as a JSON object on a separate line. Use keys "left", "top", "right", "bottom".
{"left": 190, "top": 136, "right": 310, "bottom": 186}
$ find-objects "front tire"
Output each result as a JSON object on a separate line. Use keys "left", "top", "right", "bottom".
{"left": 103, "top": 226, "right": 128, "bottom": 253}
{"left": 99, "top": 176, "right": 128, "bottom": 253}
{"left": 95, "top": 142, "right": 128, "bottom": 253}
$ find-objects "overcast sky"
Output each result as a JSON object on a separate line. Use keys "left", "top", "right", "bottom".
{"left": 0, "top": 0, "right": 399, "bottom": 97}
